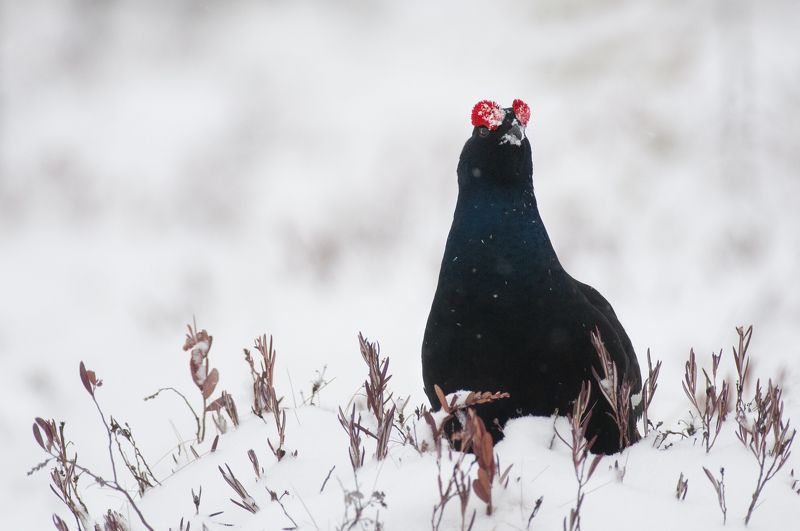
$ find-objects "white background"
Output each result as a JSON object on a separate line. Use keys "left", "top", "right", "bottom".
{"left": 2, "top": 0, "right": 799, "bottom": 528}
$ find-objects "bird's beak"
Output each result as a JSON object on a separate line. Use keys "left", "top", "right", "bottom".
{"left": 508, "top": 124, "right": 524, "bottom": 143}
{"left": 500, "top": 122, "right": 526, "bottom": 146}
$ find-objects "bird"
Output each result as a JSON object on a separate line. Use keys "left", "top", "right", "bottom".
{"left": 421, "top": 99, "right": 642, "bottom": 454}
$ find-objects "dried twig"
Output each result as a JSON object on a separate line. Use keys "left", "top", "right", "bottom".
{"left": 31, "top": 363, "right": 156, "bottom": 530}
{"left": 681, "top": 348, "right": 730, "bottom": 453}
{"left": 320, "top": 466, "right": 336, "bottom": 494}
{"left": 34, "top": 402, "right": 155, "bottom": 531}
{"left": 732, "top": 325, "right": 753, "bottom": 417}
{"left": 34, "top": 418, "right": 90, "bottom": 530}
{"left": 463, "top": 409, "right": 496, "bottom": 515}
{"left": 338, "top": 406, "right": 365, "bottom": 470}
{"left": 248, "top": 449, "right": 263, "bottom": 479}
{"left": 641, "top": 349, "right": 662, "bottom": 437}
{"left": 675, "top": 472, "right": 689, "bottom": 501}
{"left": 143, "top": 387, "right": 200, "bottom": 438}
{"left": 433, "top": 385, "right": 510, "bottom": 418}
{"left": 218, "top": 463, "right": 259, "bottom": 513}
{"left": 109, "top": 416, "right": 160, "bottom": 496}
{"left": 182, "top": 322, "right": 218, "bottom": 443}
{"left": 590, "top": 329, "right": 634, "bottom": 449}
{"left": 192, "top": 485, "right": 202, "bottom": 515}
{"left": 358, "top": 333, "right": 396, "bottom": 460}
{"left": 266, "top": 486, "right": 298, "bottom": 530}
{"left": 736, "top": 379, "right": 796, "bottom": 525}
{"left": 301, "top": 365, "right": 332, "bottom": 406}
{"left": 253, "top": 334, "right": 291, "bottom": 460}
{"left": 207, "top": 390, "right": 240, "bottom": 430}
{"left": 359, "top": 333, "right": 392, "bottom": 426}
{"left": 337, "top": 476, "right": 386, "bottom": 531}
{"left": 101, "top": 510, "right": 128, "bottom": 530}
{"left": 556, "top": 382, "right": 603, "bottom": 531}
{"left": 527, "top": 496, "right": 543, "bottom": 530}
{"left": 703, "top": 466, "right": 727, "bottom": 524}
{"left": 51, "top": 514, "right": 70, "bottom": 531}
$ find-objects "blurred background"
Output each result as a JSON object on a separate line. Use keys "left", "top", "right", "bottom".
{"left": 1, "top": 0, "right": 798, "bottom": 526}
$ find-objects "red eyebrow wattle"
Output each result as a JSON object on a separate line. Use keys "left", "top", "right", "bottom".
{"left": 471, "top": 100, "right": 505, "bottom": 130}
{"left": 512, "top": 99, "right": 531, "bottom": 126}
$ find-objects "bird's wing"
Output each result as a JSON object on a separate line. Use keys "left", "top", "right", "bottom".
{"left": 574, "top": 280, "right": 642, "bottom": 393}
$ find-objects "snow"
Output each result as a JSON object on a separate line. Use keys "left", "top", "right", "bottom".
{"left": 2, "top": 0, "right": 800, "bottom": 529}
{"left": 499, "top": 128, "right": 525, "bottom": 147}
{"left": 631, "top": 391, "right": 643, "bottom": 408}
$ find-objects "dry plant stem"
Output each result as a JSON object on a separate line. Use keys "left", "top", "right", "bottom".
{"left": 337, "top": 474, "right": 386, "bottom": 531}
{"left": 143, "top": 387, "right": 202, "bottom": 442}
{"left": 102, "top": 510, "right": 128, "bottom": 531}
{"left": 454, "top": 468, "right": 476, "bottom": 531}
{"left": 527, "top": 497, "right": 543, "bottom": 530}
{"left": 52, "top": 514, "right": 70, "bottom": 531}
{"left": 358, "top": 333, "right": 392, "bottom": 425}
{"left": 430, "top": 423, "right": 474, "bottom": 531}
{"left": 192, "top": 486, "right": 202, "bottom": 514}
{"left": 589, "top": 329, "right": 633, "bottom": 449}
{"left": 682, "top": 348, "right": 730, "bottom": 453}
{"left": 183, "top": 322, "right": 219, "bottom": 443}
{"left": 219, "top": 464, "right": 260, "bottom": 513}
{"left": 732, "top": 325, "right": 753, "bottom": 415}
{"left": 736, "top": 380, "right": 796, "bottom": 525}
{"left": 358, "top": 333, "right": 396, "bottom": 460}
{"left": 641, "top": 349, "right": 662, "bottom": 437}
{"left": 266, "top": 486, "right": 299, "bottom": 530}
{"left": 75, "top": 362, "right": 155, "bottom": 531}
{"left": 254, "top": 334, "right": 289, "bottom": 460}
{"left": 454, "top": 408, "right": 497, "bottom": 516}
{"left": 320, "top": 465, "right": 336, "bottom": 493}
{"left": 432, "top": 458, "right": 476, "bottom": 531}
{"left": 207, "top": 391, "right": 240, "bottom": 430}
{"left": 556, "top": 382, "right": 603, "bottom": 531}
{"left": 374, "top": 405, "right": 396, "bottom": 460}
{"left": 79, "top": 362, "right": 120, "bottom": 484}
{"left": 254, "top": 334, "right": 279, "bottom": 414}
{"left": 703, "top": 467, "right": 727, "bottom": 524}
{"left": 338, "top": 405, "right": 365, "bottom": 470}
{"left": 110, "top": 417, "right": 160, "bottom": 495}
{"left": 675, "top": 472, "right": 689, "bottom": 500}
{"left": 34, "top": 418, "right": 90, "bottom": 530}
{"left": 248, "top": 449, "right": 262, "bottom": 479}
{"left": 431, "top": 383, "right": 510, "bottom": 446}
{"left": 35, "top": 417, "right": 154, "bottom": 531}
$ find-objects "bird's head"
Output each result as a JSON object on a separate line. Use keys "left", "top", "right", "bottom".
{"left": 458, "top": 99, "right": 533, "bottom": 189}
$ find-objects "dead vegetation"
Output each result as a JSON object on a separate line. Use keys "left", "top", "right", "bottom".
{"left": 27, "top": 322, "right": 797, "bottom": 530}
{"left": 556, "top": 382, "right": 603, "bottom": 531}
{"left": 590, "top": 329, "right": 636, "bottom": 450}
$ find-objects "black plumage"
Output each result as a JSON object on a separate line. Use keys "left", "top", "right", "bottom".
{"left": 421, "top": 100, "right": 642, "bottom": 454}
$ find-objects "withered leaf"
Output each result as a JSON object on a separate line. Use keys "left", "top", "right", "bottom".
{"left": 33, "top": 423, "right": 46, "bottom": 451}
{"left": 203, "top": 368, "right": 219, "bottom": 400}
{"left": 480, "top": 435, "right": 494, "bottom": 468}
{"left": 433, "top": 384, "right": 449, "bottom": 413}
{"left": 472, "top": 477, "right": 490, "bottom": 503}
{"left": 206, "top": 395, "right": 226, "bottom": 412}
{"left": 588, "top": 454, "right": 603, "bottom": 479}
{"left": 79, "top": 361, "right": 94, "bottom": 396}
{"left": 35, "top": 417, "right": 53, "bottom": 444}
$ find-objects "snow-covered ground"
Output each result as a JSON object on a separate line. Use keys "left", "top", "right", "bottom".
{"left": 2, "top": 0, "right": 799, "bottom": 528}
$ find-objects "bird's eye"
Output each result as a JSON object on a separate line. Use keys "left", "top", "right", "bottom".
{"left": 478, "top": 127, "right": 490, "bottom": 137}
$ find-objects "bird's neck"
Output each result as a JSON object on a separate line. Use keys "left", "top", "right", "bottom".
{"left": 444, "top": 183, "right": 563, "bottom": 275}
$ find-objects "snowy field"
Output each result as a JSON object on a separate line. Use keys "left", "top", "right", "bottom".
{"left": 2, "top": 0, "right": 800, "bottom": 529}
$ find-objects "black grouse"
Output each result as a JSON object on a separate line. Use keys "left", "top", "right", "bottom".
{"left": 422, "top": 99, "right": 642, "bottom": 454}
